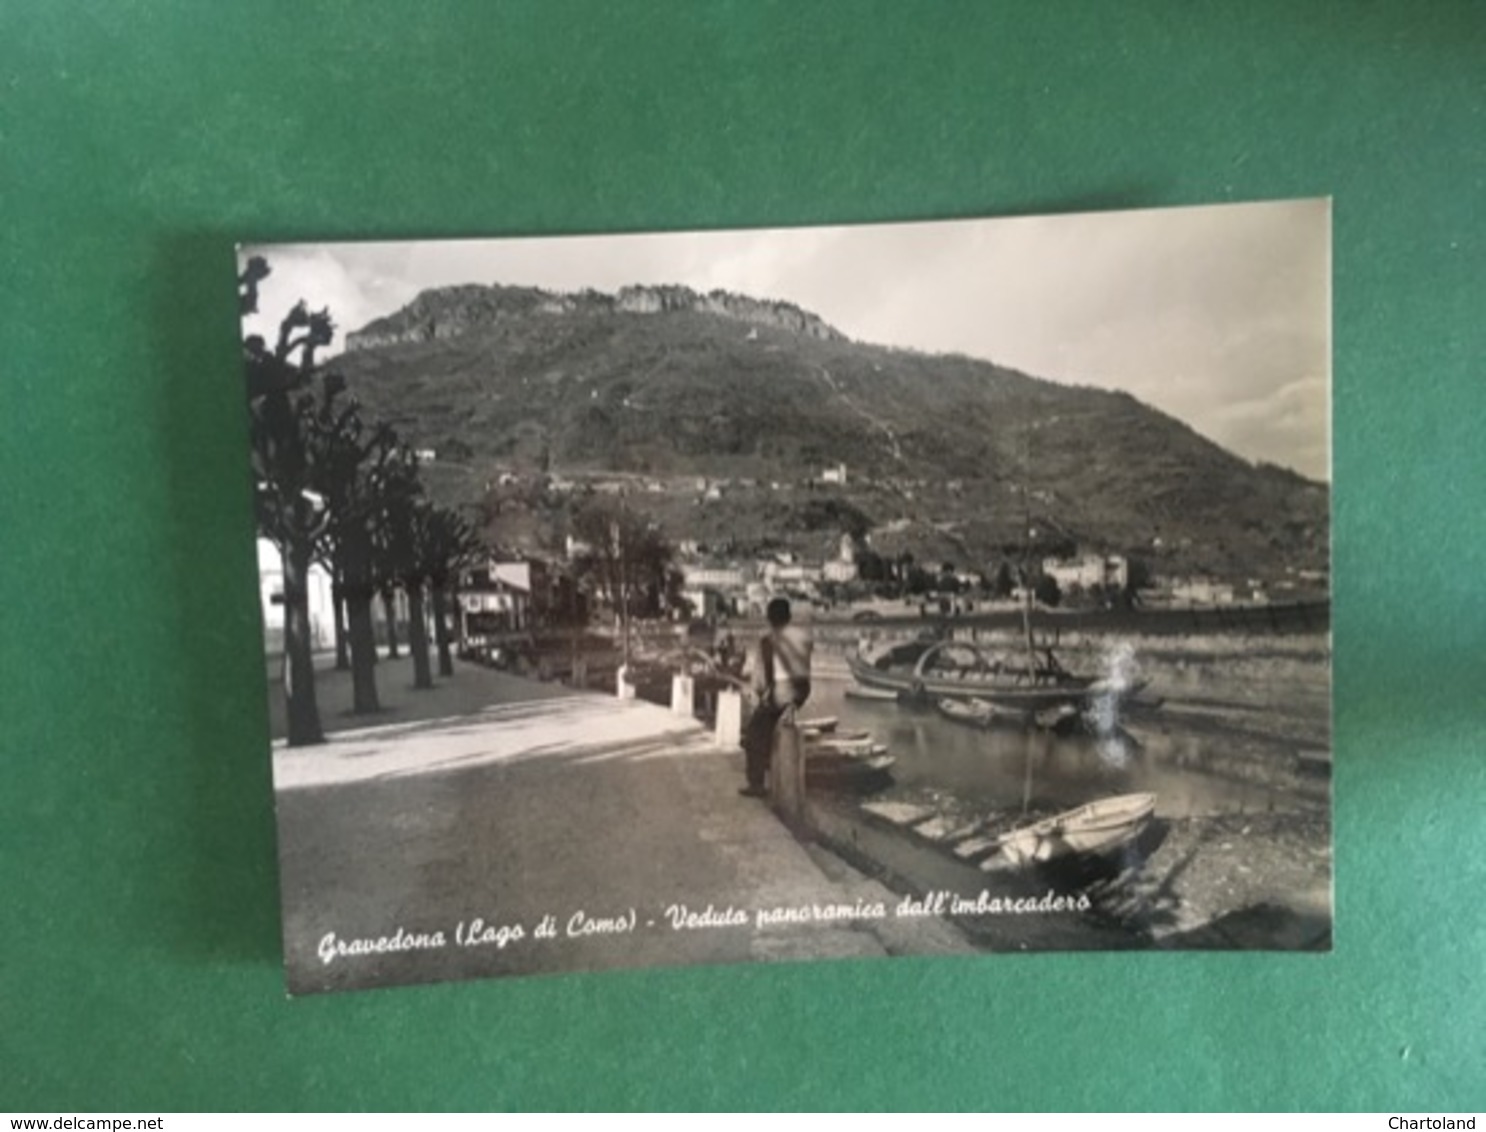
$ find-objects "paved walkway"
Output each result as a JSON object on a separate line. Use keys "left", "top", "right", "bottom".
{"left": 266, "top": 651, "right": 576, "bottom": 742}
{"left": 271, "top": 663, "right": 972, "bottom": 993}
{"left": 273, "top": 693, "right": 706, "bottom": 791}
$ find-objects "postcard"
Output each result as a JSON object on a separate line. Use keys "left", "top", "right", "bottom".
{"left": 238, "top": 199, "right": 1332, "bottom": 994}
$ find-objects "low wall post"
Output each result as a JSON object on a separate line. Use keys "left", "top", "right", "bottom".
{"left": 671, "top": 673, "right": 695, "bottom": 715}
{"left": 770, "top": 705, "right": 806, "bottom": 828}
{"left": 714, "top": 689, "right": 743, "bottom": 747}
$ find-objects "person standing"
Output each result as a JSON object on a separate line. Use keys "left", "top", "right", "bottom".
{"left": 739, "top": 597, "right": 813, "bottom": 797}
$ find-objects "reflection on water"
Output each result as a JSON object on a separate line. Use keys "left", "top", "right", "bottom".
{"left": 809, "top": 678, "right": 1298, "bottom": 819}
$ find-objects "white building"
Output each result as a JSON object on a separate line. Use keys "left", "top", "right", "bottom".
{"left": 682, "top": 564, "right": 748, "bottom": 589}
{"left": 256, "top": 538, "right": 335, "bottom": 650}
{"left": 763, "top": 562, "right": 823, "bottom": 588}
{"left": 823, "top": 559, "right": 859, "bottom": 583}
{"left": 822, "top": 534, "right": 859, "bottom": 583}
{"left": 1042, "top": 553, "right": 1129, "bottom": 591}
{"left": 1171, "top": 578, "right": 1236, "bottom": 606}
{"left": 821, "top": 463, "right": 848, "bottom": 485}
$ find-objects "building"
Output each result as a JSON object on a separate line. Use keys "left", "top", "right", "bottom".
{"left": 822, "top": 534, "right": 859, "bottom": 583}
{"left": 679, "top": 562, "right": 750, "bottom": 621}
{"left": 822, "top": 559, "right": 859, "bottom": 583}
{"left": 762, "top": 561, "right": 823, "bottom": 589}
{"left": 821, "top": 463, "right": 848, "bottom": 485}
{"left": 1170, "top": 577, "right": 1236, "bottom": 606}
{"left": 459, "top": 558, "right": 551, "bottom": 638}
{"left": 256, "top": 538, "right": 335, "bottom": 652}
{"left": 682, "top": 564, "right": 748, "bottom": 590}
{"left": 1042, "top": 553, "right": 1129, "bottom": 592}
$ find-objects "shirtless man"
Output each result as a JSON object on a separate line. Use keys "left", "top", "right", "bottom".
{"left": 739, "top": 597, "right": 813, "bottom": 797}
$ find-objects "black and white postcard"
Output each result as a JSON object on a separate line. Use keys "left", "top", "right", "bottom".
{"left": 238, "top": 200, "right": 1332, "bottom": 994}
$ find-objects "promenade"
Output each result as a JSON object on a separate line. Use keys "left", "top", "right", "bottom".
{"left": 270, "top": 657, "right": 971, "bottom": 993}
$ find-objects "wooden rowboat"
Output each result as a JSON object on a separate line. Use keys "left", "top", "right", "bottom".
{"left": 935, "top": 696, "right": 1021, "bottom": 729}
{"left": 844, "top": 685, "right": 899, "bottom": 702}
{"left": 806, "top": 751, "right": 895, "bottom": 789}
{"left": 810, "top": 736, "right": 887, "bottom": 758}
{"left": 983, "top": 792, "right": 1156, "bottom": 868}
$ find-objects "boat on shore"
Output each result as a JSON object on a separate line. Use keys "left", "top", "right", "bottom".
{"left": 982, "top": 792, "right": 1157, "bottom": 867}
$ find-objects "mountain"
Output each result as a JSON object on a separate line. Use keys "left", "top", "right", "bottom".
{"left": 347, "top": 283, "right": 844, "bottom": 350}
{"left": 328, "top": 283, "right": 1328, "bottom": 580}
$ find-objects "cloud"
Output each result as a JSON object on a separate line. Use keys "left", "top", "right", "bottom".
{"left": 1211, "top": 373, "right": 1331, "bottom": 479}
{"left": 238, "top": 244, "right": 416, "bottom": 357}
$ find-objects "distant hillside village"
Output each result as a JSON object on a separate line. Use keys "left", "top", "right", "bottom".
{"left": 257, "top": 455, "right": 1328, "bottom": 655}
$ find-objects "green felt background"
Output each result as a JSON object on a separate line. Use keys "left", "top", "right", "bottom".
{"left": 2, "top": 0, "right": 1482, "bottom": 1112}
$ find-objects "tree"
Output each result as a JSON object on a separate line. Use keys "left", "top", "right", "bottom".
{"left": 311, "top": 526, "right": 351, "bottom": 671}
{"left": 1122, "top": 556, "right": 1152, "bottom": 608}
{"left": 314, "top": 391, "right": 405, "bottom": 715}
{"left": 376, "top": 450, "right": 436, "bottom": 689}
{"left": 990, "top": 561, "right": 1015, "bottom": 599}
{"left": 375, "top": 455, "right": 482, "bottom": 691}
{"left": 423, "top": 506, "right": 483, "bottom": 678}
{"left": 1034, "top": 573, "right": 1062, "bottom": 608}
{"left": 379, "top": 580, "right": 402, "bottom": 660}
{"left": 856, "top": 548, "right": 887, "bottom": 584}
{"left": 569, "top": 497, "right": 679, "bottom": 663}
{"left": 240, "top": 259, "right": 335, "bottom": 747}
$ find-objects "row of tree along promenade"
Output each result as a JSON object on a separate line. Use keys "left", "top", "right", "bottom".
{"left": 242, "top": 258, "right": 484, "bottom": 747}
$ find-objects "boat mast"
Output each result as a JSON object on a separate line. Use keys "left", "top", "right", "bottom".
{"left": 1019, "top": 428, "right": 1039, "bottom": 685}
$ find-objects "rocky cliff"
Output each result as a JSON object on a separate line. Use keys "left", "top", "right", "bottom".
{"left": 345, "top": 282, "right": 844, "bottom": 351}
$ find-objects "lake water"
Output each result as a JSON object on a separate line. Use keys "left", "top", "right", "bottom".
{"left": 805, "top": 676, "right": 1308, "bottom": 820}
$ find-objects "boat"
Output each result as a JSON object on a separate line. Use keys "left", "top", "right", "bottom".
{"left": 805, "top": 751, "right": 895, "bottom": 790}
{"left": 797, "top": 723, "right": 895, "bottom": 791}
{"left": 982, "top": 792, "right": 1156, "bottom": 868}
{"left": 849, "top": 639, "right": 1145, "bottom": 712}
{"left": 804, "top": 726, "right": 871, "bottom": 743}
{"left": 1032, "top": 704, "right": 1082, "bottom": 734}
{"left": 935, "top": 696, "right": 1020, "bottom": 729}
{"left": 797, "top": 716, "right": 839, "bottom": 734}
{"left": 844, "top": 685, "right": 899, "bottom": 702}
{"left": 809, "top": 735, "right": 887, "bottom": 758}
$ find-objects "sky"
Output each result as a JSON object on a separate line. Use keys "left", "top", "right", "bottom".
{"left": 240, "top": 198, "right": 1331, "bottom": 481}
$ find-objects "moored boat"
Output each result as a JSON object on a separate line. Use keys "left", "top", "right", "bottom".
{"left": 982, "top": 792, "right": 1156, "bottom": 867}
{"left": 809, "top": 735, "right": 887, "bottom": 758}
{"left": 805, "top": 751, "right": 895, "bottom": 790}
{"left": 849, "top": 640, "right": 1145, "bottom": 712}
{"left": 797, "top": 716, "right": 839, "bottom": 734}
{"left": 935, "top": 697, "right": 1020, "bottom": 729}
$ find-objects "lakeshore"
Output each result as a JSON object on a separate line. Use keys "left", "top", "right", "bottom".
{"left": 802, "top": 619, "right": 1332, "bottom": 949}
{"left": 264, "top": 609, "right": 1332, "bottom": 987}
